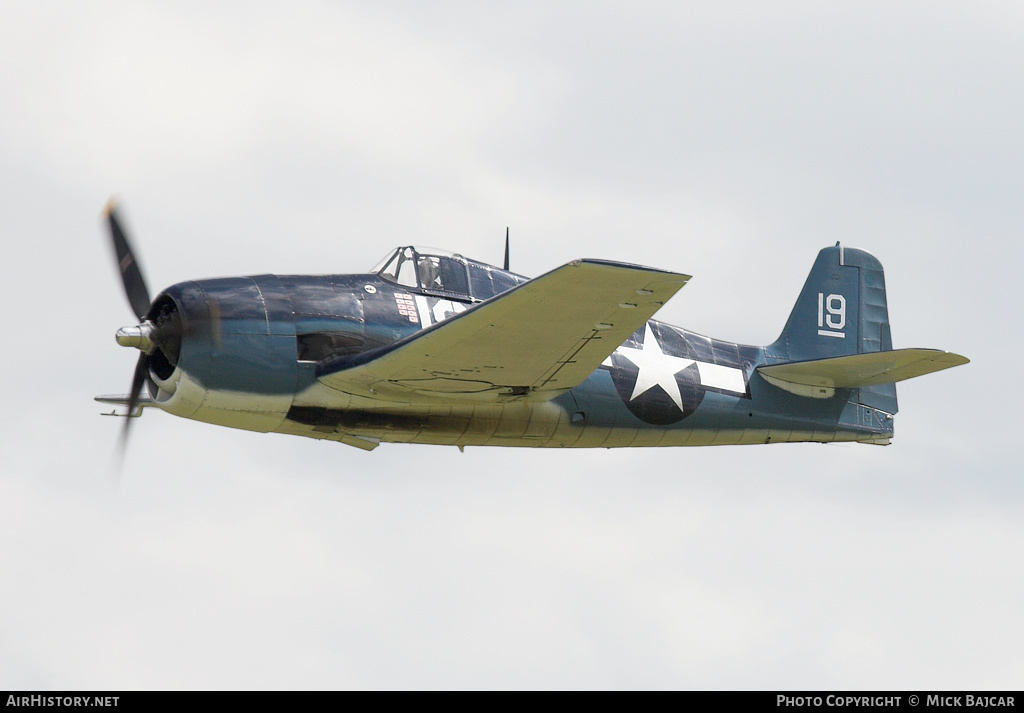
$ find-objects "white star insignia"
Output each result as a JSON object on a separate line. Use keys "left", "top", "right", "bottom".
{"left": 615, "top": 324, "right": 695, "bottom": 411}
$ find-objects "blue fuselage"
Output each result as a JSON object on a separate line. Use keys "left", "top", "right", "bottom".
{"left": 142, "top": 270, "right": 892, "bottom": 449}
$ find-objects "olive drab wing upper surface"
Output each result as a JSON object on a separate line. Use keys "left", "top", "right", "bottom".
{"left": 316, "top": 259, "right": 690, "bottom": 402}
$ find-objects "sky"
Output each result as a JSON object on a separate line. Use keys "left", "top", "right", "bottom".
{"left": 0, "top": 0, "right": 1021, "bottom": 690}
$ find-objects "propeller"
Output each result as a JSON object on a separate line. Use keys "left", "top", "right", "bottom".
{"left": 107, "top": 200, "right": 151, "bottom": 321}
{"left": 103, "top": 199, "right": 154, "bottom": 456}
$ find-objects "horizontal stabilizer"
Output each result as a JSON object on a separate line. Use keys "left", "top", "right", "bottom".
{"left": 317, "top": 259, "right": 689, "bottom": 403}
{"left": 758, "top": 349, "right": 969, "bottom": 399}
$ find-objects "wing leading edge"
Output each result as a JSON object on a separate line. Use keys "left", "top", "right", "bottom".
{"left": 317, "top": 259, "right": 690, "bottom": 403}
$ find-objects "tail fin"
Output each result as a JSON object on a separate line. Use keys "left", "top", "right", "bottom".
{"left": 767, "top": 243, "right": 897, "bottom": 412}
{"left": 768, "top": 243, "right": 891, "bottom": 361}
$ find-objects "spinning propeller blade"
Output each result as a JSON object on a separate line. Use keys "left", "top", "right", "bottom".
{"left": 103, "top": 198, "right": 155, "bottom": 460}
{"left": 105, "top": 199, "right": 151, "bottom": 321}
{"left": 118, "top": 352, "right": 150, "bottom": 455}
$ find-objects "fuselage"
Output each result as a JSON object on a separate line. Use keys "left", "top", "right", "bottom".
{"left": 139, "top": 256, "right": 893, "bottom": 449}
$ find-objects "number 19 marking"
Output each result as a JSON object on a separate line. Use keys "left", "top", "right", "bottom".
{"left": 817, "top": 293, "right": 846, "bottom": 338}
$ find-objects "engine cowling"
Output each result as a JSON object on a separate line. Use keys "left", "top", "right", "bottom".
{"left": 145, "top": 275, "right": 299, "bottom": 433}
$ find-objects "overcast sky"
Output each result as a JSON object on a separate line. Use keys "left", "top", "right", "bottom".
{"left": 0, "top": 1, "right": 1021, "bottom": 690}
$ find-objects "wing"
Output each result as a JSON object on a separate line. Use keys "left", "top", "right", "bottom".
{"left": 317, "top": 259, "right": 690, "bottom": 403}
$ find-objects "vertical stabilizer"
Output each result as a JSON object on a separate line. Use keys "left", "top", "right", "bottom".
{"left": 767, "top": 244, "right": 896, "bottom": 413}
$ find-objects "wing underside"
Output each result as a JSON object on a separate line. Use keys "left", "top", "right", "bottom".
{"left": 317, "top": 259, "right": 690, "bottom": 403}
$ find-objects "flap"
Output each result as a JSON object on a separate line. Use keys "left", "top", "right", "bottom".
{"left": 758, "top": 348, "right": 969, "bottom": 398}
{"left": 317, "top": 259, "right": 689, "bottom": 402}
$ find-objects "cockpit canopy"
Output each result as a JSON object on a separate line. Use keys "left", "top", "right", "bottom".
{"left": 372, "top": 246, "right": 526, "bottom": 302}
